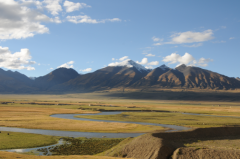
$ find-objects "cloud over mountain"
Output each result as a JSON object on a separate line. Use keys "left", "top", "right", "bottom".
{"left": 0, "top": 46, "right": 36, "bottom": 70}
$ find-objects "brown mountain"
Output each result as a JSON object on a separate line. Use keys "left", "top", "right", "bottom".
{"left": 0, "top": 68, "right": 36, "bottom": 93}
{"left": 175, "top": 64, "right": 240, "bottom": 89}
{"left": 50, "top": 60, "right": 150, "bottom": 92}
{"left": 131, "top": 65, "right": 170, "bottom": 87}
{"left": 51, "top": 67, "right": 149, "bottom": 92}
{"left": 34, "top": 67, "right": 79, "bottom": 90}
{"left": 0, "top": 62, "right": 239, "bottom": 93}
{"left": 131, "top": 64, "right": 240, "bottom": 90}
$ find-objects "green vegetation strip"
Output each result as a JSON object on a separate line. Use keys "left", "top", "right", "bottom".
{"left": 48, "top": 137, "right": 124, "bottom": 155}
{"left": 76, "top": 112, "right": 240, "bottom": 128}
{"left": 0, "top": 131, "right": 59, "bottom": 150}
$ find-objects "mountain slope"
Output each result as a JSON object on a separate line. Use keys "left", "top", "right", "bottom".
{"left": 131, "top": 65, "right": 170, "bottom": 87}
{"left": 0, "top": 69, "right": 36, "bottom": 93}
{"left": 176, "top": 64, "right": 240, "bottom": 89}
{"left": 51, "top": 60, "right": 150, "bottom": 92}
{"left": 34, "top": 67, "right": 79, "bottom": 90}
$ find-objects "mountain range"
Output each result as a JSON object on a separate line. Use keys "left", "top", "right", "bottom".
{"left": 0, "top": 60, "right": 239, "bottom": 93}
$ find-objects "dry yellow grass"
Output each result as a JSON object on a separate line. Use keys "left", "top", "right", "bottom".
{"left": 0, "top": 151, "right": 130, "bottom": 159}
{"left": 0, "top": 106, "right": 163, "bottom": 133}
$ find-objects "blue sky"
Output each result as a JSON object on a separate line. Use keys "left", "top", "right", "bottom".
{"left": 0, "top": 0, "right": 240, "bottom": 78}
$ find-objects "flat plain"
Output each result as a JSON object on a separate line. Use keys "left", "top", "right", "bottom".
{"left": 1, "top": 92, "right": 240, "bottom": 158}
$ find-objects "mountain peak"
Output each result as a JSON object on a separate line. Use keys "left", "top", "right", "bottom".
{"left": 159, "top": 64, "right": 170, "bottom": 70}
{"left": 176, "top": 64, "right": 187, "bottom": 69}
{"left": 108, "top": 59, "right": 148, "bottom": 72}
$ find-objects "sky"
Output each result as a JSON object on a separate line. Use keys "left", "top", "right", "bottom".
{"left": 0, "top": 0, "right": 240, "bottom": 78}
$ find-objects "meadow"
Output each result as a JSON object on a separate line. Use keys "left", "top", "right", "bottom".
{"left": 0, "top": 92, "right": 240, "bottom": 158}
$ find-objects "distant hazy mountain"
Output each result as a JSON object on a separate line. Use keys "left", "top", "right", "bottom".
{"left": 0, "top": 61, "right": 240, "bottom": 93}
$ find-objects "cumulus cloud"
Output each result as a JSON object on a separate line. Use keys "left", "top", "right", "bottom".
{"left": 229, "top": 37, "right": 235, "bottom": 40}
{"left": 51, "top": 16, "right": 61, "bottom": 23}
{"left": 64, "top": 0, "right": 91, "bottom": 12}
{"left": 154, "top": 30, "right": 214, "bottom": 46}
{"left": 58, "top": 61, "right": 74, "bottom": 68}
{"left": 0, "top": 0, "right": 51, "bottom": 40}
{"left": 147, "top": 61, "right": 159, "bottom": 66}
{"left": 112, "top": 58, "right": 115, "bottom": 61}
{"left": 119, "top": 56, "right": 129, "bottom": 61}
{"left": 163, "top": 53, "right": 195, "bottom": 65}
{"left": 43, "top": 0, "right": 62, "bottom": 16}
{"left": 0, "top": 0, "right": 122, "bottom": 40}
{"left": 80, "top": 68, "right": 92, "bottom": 72}
{"left": 136, "top": 58, "right": 159, "bottom": 66}
{"left": 136, "top": 58, "right": 148, "bottom": 65}
{"left": 146, "top": 53, "right": 155, "bottom": 57}
{"left": 162, "top": 52, "right": 213, "bottom": 67}
{"left": 66, "top": 15, "right": 121, "bottom": 24}
{"left": 0, "top": 46, "right": 36, "bottom": 70}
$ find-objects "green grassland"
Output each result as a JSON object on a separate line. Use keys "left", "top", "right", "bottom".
{"left": 0, "top": 131, "right": 59, "bottom": 150}
{"left": 49, "top": 137, "right": 124, "bottom": 155}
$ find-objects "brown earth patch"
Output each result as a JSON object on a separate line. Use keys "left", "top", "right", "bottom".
{"left": 172, "top": 147, "right": 240, "bottom": 159}
{"left": 103, "top": 127, "right": 240, "bottom": 159}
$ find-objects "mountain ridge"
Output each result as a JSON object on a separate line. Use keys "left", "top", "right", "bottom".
{"left": 0, "top": 62, "right": 239, "bottom": 93}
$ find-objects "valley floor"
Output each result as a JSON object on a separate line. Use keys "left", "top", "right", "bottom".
{"left": 0, "top": 92, "right": 240, "bottom": 158}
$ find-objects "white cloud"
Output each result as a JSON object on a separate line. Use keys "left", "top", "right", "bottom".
{"left": 119, "top": 56, "right": 129, "bottom": 61}
{"left": 64, "top": 0, "right": 91, "bottom": 13}
{"left": 163, "top": 52, "right": 213, "bottom": 67}
{"left": 50, "top": 67, "right": 53, "bottom": 69}
{"left": 229, "top": 37, "right": 235, "bottom": 40}
{"left": 43, "top": 0, "right": 62, "bottom": 16}
{"left": 184, "top": 43, "right": 203, "bottom": 47}
{"left": 145, "top": 66, "right": 153, "bottom": 69}
{"left": 154, "top": 30, "right": 214, "bottom": 46}
{"left": 153, "top": 42, "right": 163, "bottom": 46}
{"left": 198, "top": 58, "right": 213, "bottom": 67}
{"left": 0, "top": 0, "right": 51, "bottom": 40}
{"left": 112, "top": 58, "right": 115, "bottom": 61}
{"left": 58, "top": 61, "right": 74, "bottom": 68}
{"left": 51, "top": 16, "right": 61, "bottom": 23}
{"left": 169, "top": 30, "right": 214, "bottom": 44}
{"left": 152, "top": 36, "right": 163, "bottom": 42}
{"left": 136, "top": 58, "right": 159, "bottom": 66}
{"left": 146, "top": 53, "right": 155, "bottom": 57}
{"left": 0, "top": 46, "right": 36, "bottom": 70}
{"left": 80, "top": 68, "right": 92, "bottom": 72}
{"left": 163, "top": 53, "right": 195, "bottom": 65}
{"left": 147, "top": 61, "right": 159, "bottom": 66}
{"left": 66, "top": 15, "right": 121, "bottom": 24}
{"left": 136, "top": 58, "right": 148, "bottom": 65}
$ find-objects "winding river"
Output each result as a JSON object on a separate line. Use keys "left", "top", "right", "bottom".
{"left": 0, "top": 111, "right": 191, "bottom": 155}
{"left": 2, "top": 110, "right": 238, "bottom": 155}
